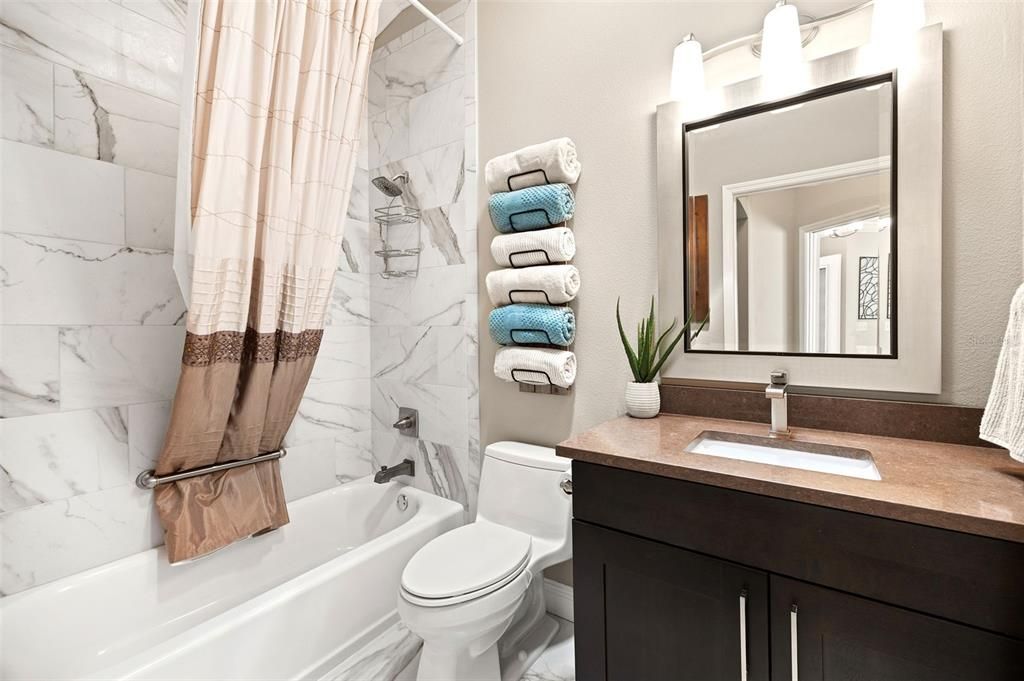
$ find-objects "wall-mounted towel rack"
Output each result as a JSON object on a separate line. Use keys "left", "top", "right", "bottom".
{"left": 506, "top": 168, "right": 550, "bottom": 192}
{"left": 135, "top": 449, "right": 287, "bottom": 489}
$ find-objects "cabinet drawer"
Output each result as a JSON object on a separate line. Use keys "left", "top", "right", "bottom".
{"left": 573, "top": 461, "right": 1024, "bottom": 639}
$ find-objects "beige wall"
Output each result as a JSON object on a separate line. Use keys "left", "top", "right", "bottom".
{"left": 478, "top": 2, "right": 1022, "bottom": 458}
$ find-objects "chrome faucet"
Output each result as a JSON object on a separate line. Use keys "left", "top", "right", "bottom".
{"left": 374, "top": 458, "right": 415, "bottom": 483}
{"left": 766, "top": 370, "right": 790, "bottom": 437}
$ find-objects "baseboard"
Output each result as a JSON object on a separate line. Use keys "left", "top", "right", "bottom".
{"left": 543, "top": 578, "right": 574, "bottom": 622}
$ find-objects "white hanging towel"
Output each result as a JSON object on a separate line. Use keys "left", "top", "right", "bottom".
{"left": 485, "top": 264, "right": 580, "bottom": 307}
{"left": 491, "top": 227, "right": 576, "bottom": 268}
{"left": 980, "top": 283, "right": 1024, "bottom": 463}
{"left": 485, "top": 137, "right": 582, "bottom": 193}
{"left": 494, "top": 347, "right": 577, "bottom": 389}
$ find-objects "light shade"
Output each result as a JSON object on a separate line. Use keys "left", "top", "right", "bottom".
{"left": 670, "top": 34, "right": 705, "bottom": 105}
{"left": 871, "top": 0, "right": 926, "bottom": 47}
{"left": 760, "top": 1, "right": 803, "bottom": 97}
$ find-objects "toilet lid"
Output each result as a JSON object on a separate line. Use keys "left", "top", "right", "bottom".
{"left": 401, "top": 523, "right": 532, "bottom": 600}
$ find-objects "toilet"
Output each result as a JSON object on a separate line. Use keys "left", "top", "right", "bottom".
{"left": 397, "top": 442, "right": 572, "bottom": 681}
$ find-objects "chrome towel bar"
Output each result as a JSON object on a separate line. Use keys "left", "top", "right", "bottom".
{"left": 135, "top": 449, "right": 287, "bottom": 490}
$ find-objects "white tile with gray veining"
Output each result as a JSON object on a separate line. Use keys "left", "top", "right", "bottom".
{"left": 384, "top": 16, "right": 465, "bottom": 109}
{"left": 54, "top": 65, "right": 178, "bottom": 176}
{"left": 329, "top": 272, "right": 372, "bottom": 326}
{"left": 371, "top": 379, "right": 468, "bottom": 451}
{"left": 120, "top": 0, "right": 187, "bottom": 33}
{"left": 59, "top": 326, "right": 185, "bottom": 411}
{"left": 0, "top": 0, "right": 183, "bottom": 101}
{"left": 0, "top": 484, "right": 162, "bottom": 596}
{"left": 1, "top": 233, "right": 184, "bottom": 325}
{"left": 280, "top": 439, "right": 339, "bottom": 502}
{"left": 0, "top": 326, "right": 60, "bottom": 417}
{"left": 414, "top": 439, "right": 468, "bottom": 508}
{"left": 1, "top": 140, "right": 125, "bottom": 242}
{"left": 369, "top": 103, "right": 410, "bottom": 166}
{"left": 347, "top": 168, "right": 370, "bottom": 224}
{"left": 311, "top": 326, "right": 372, "bottom": 383}
{"left": 286, "top": 379, "right": 372, "bottom": 447}
{"left": 1, "top": 46, "right": 53, "bottom": 146}
{"left": 340, "top": 218, "right": 372, "bottom": 275}
{"left": 126, "top": 400, "right": 173, "bottom": 478}
{"left": 522, "top": 619, "right": 575, "bottom": 681}
{"left": 125, "top": 168, "right": 176, "bottom": 250}
{"left": 372, "top": 140, "right": 464, "bottom": 213}
{"left": 0, "top": 408, "right": 128, "bottom": 513}
{"left": 335, "top": 429, "right": 374, "bottom": 483}
{"left": 371, "top": 265, "right": 466, "bottom": 327}
{"left": 408, "top": 77, "right": 465, "bottom": 157}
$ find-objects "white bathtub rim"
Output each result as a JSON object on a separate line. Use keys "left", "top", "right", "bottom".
{"left": 79, "top": 483, "right": 463, "bottom": 681}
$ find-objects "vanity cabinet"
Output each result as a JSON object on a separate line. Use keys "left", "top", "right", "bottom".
{"left": 572, "top": 461, "right": 1024, "bottom": 681}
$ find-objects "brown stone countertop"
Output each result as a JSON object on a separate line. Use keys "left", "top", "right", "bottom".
{"left": 556, "top": 414, "right": 1024, "bottom": 544}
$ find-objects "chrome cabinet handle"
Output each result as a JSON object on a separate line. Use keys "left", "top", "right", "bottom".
{"left": 739, "top": 589, "right": 748, "bottom": 681}
{"left": 790, "top": 604, "right": 799, "bottom": 680}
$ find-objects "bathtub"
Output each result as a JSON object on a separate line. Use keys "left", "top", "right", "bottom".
{"left": 0, "top": 480, "right": 463, "bottom": 680}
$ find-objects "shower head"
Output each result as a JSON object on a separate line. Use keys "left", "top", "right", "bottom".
{"left": 372, "top": 172, "right": 408, "bottom": 197}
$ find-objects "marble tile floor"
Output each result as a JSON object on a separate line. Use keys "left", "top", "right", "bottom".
{"left": 329, "top": 616, "right": 575, "bottom": 681}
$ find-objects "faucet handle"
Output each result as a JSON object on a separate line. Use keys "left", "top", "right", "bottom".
{"left": 770, "top": 370, "right": 788, "bottom": 385}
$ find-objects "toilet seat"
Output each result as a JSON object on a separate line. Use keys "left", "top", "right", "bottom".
{"left": 401, "top": 523, "right": 532, "bottom": 607}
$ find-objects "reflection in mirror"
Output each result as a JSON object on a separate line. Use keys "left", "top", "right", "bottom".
{"left": 684, "top": 76, "right": 895, "bottom": 357}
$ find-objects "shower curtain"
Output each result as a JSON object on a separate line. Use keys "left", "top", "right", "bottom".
{"left": 156, "top": 0, "right": 381, "bottom": 563}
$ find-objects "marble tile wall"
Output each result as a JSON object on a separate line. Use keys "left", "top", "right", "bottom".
{"left": 0, "top": 0, "right": 376, "bottom": 596}
{"left": 0, "top": 0, "right": 477, "bottom": 597}
{"left": 366, "top": 0, "right": 481, "bottom": 518}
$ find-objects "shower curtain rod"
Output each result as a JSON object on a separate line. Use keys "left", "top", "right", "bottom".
{"left": 404, "top": 0, "right": 464, "bottom": 45}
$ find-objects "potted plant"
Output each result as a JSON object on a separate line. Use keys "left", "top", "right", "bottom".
{"left": 616, "top": 297, "right": 706, "bottom": 418}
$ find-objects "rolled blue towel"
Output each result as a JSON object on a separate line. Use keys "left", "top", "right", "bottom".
{"left": 488, "top": 183, "right": 575, "bottom": 233}
{"left": 488, "top": 304, "right": 575, "bottom": 346}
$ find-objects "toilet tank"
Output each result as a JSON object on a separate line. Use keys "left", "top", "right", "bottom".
{"left": 476, "top": 442, "right": 572, "bottom": 547}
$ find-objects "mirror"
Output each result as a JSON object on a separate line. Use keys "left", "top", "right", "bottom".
{"left": 683, "top": 75, "right": 895, "bottom": 357}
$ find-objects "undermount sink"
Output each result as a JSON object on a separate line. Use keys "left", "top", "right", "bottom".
{"left": 684, "top": 431, "right": 882, "bottom": 481}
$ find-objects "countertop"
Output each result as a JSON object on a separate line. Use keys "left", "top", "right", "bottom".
{"left": 556, "top": 414, "right": 1024, "bottom": 543}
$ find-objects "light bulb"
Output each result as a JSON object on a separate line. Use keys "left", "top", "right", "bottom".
{"left": 671, "top": 34, "right": 705, "bottom": 113}
{"left": 760, "top": 1, "right": 804, "bottom": 98}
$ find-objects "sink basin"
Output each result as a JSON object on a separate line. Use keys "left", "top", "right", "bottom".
{"left": 684, "top": 431, "right": 882, "bottom": 481}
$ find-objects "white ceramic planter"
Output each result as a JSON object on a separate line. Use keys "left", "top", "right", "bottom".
{"left": 625, "top": 382, "right": 661, "bottom": 418}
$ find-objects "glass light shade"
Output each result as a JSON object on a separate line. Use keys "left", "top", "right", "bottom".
{"left": 760, "top": 1, "right": 803, "bottom": 96}
{"left": 670, "top": 36, "right": 705, "bottom": 104}
{"left": 871, "top": 0, "right": 925, "bottom": 47}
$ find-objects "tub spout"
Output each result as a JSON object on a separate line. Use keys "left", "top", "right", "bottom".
{"left": 374, "top": 458, "right": 415, "bottom": 483}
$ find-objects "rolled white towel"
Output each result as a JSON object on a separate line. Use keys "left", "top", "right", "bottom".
{"left": 486, "top": 264, "right": 580, "bottom": 307}
{"left": 485, "top": 137, "right": 582, "bottom": 193}
{"left": 494, "top": 347, "right": 577, "bottom": 389}
{"left": 491, "top": 228, "right": 576, "bottom": 268}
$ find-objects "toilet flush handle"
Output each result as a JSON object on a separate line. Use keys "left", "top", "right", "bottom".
{"left": 559, "top": 475, "right": 573, "bottom": 495}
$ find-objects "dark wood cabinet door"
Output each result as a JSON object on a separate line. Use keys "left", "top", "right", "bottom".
{"left": 770, "top": 575, "right": 1024, "bottom": 681}
{"left": 574, "top": 520, "right": 770, "bottom": 681}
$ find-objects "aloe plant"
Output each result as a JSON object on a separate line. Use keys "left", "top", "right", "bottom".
{"left": 616, "top": 296, "right": 707, "bottom": 383}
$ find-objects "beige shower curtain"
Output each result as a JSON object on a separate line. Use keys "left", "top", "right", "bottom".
{"left": 155, "top": 0, "right": 381, "bottom": 563}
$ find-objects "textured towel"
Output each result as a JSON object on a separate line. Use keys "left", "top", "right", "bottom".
{"left": 485, "top": 137, "right": 582, "bottom": 193}
{"left": 489, "top": 184, "right": 575, "bottom": 233}
{"left": 980, "top": 283, "right": 1024, "bottom": 463}
{"left": 491, "top": 227, "right": 576, "bottom": 268}
{"left": 489, "top": 304, "right": 575, "bottom": 346}
{"left": 494, "top": 347, "right": 577, "bottom": 388}
{"left": 486, "top": 264, "right": 580, "bottom": 307}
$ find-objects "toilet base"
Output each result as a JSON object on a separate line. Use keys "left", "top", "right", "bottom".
{"left": 416, "top": 641, "right": 500, "bottom": 681}
{"left": 498, "top": 614, "right": 558, "bottom": 681}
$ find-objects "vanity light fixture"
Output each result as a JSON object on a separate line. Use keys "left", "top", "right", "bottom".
{"left": 670, "top": 33, "right": 705, "bottom": 108}
{"left": 760, "top": 0, "right": 805, "bottom": 97}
